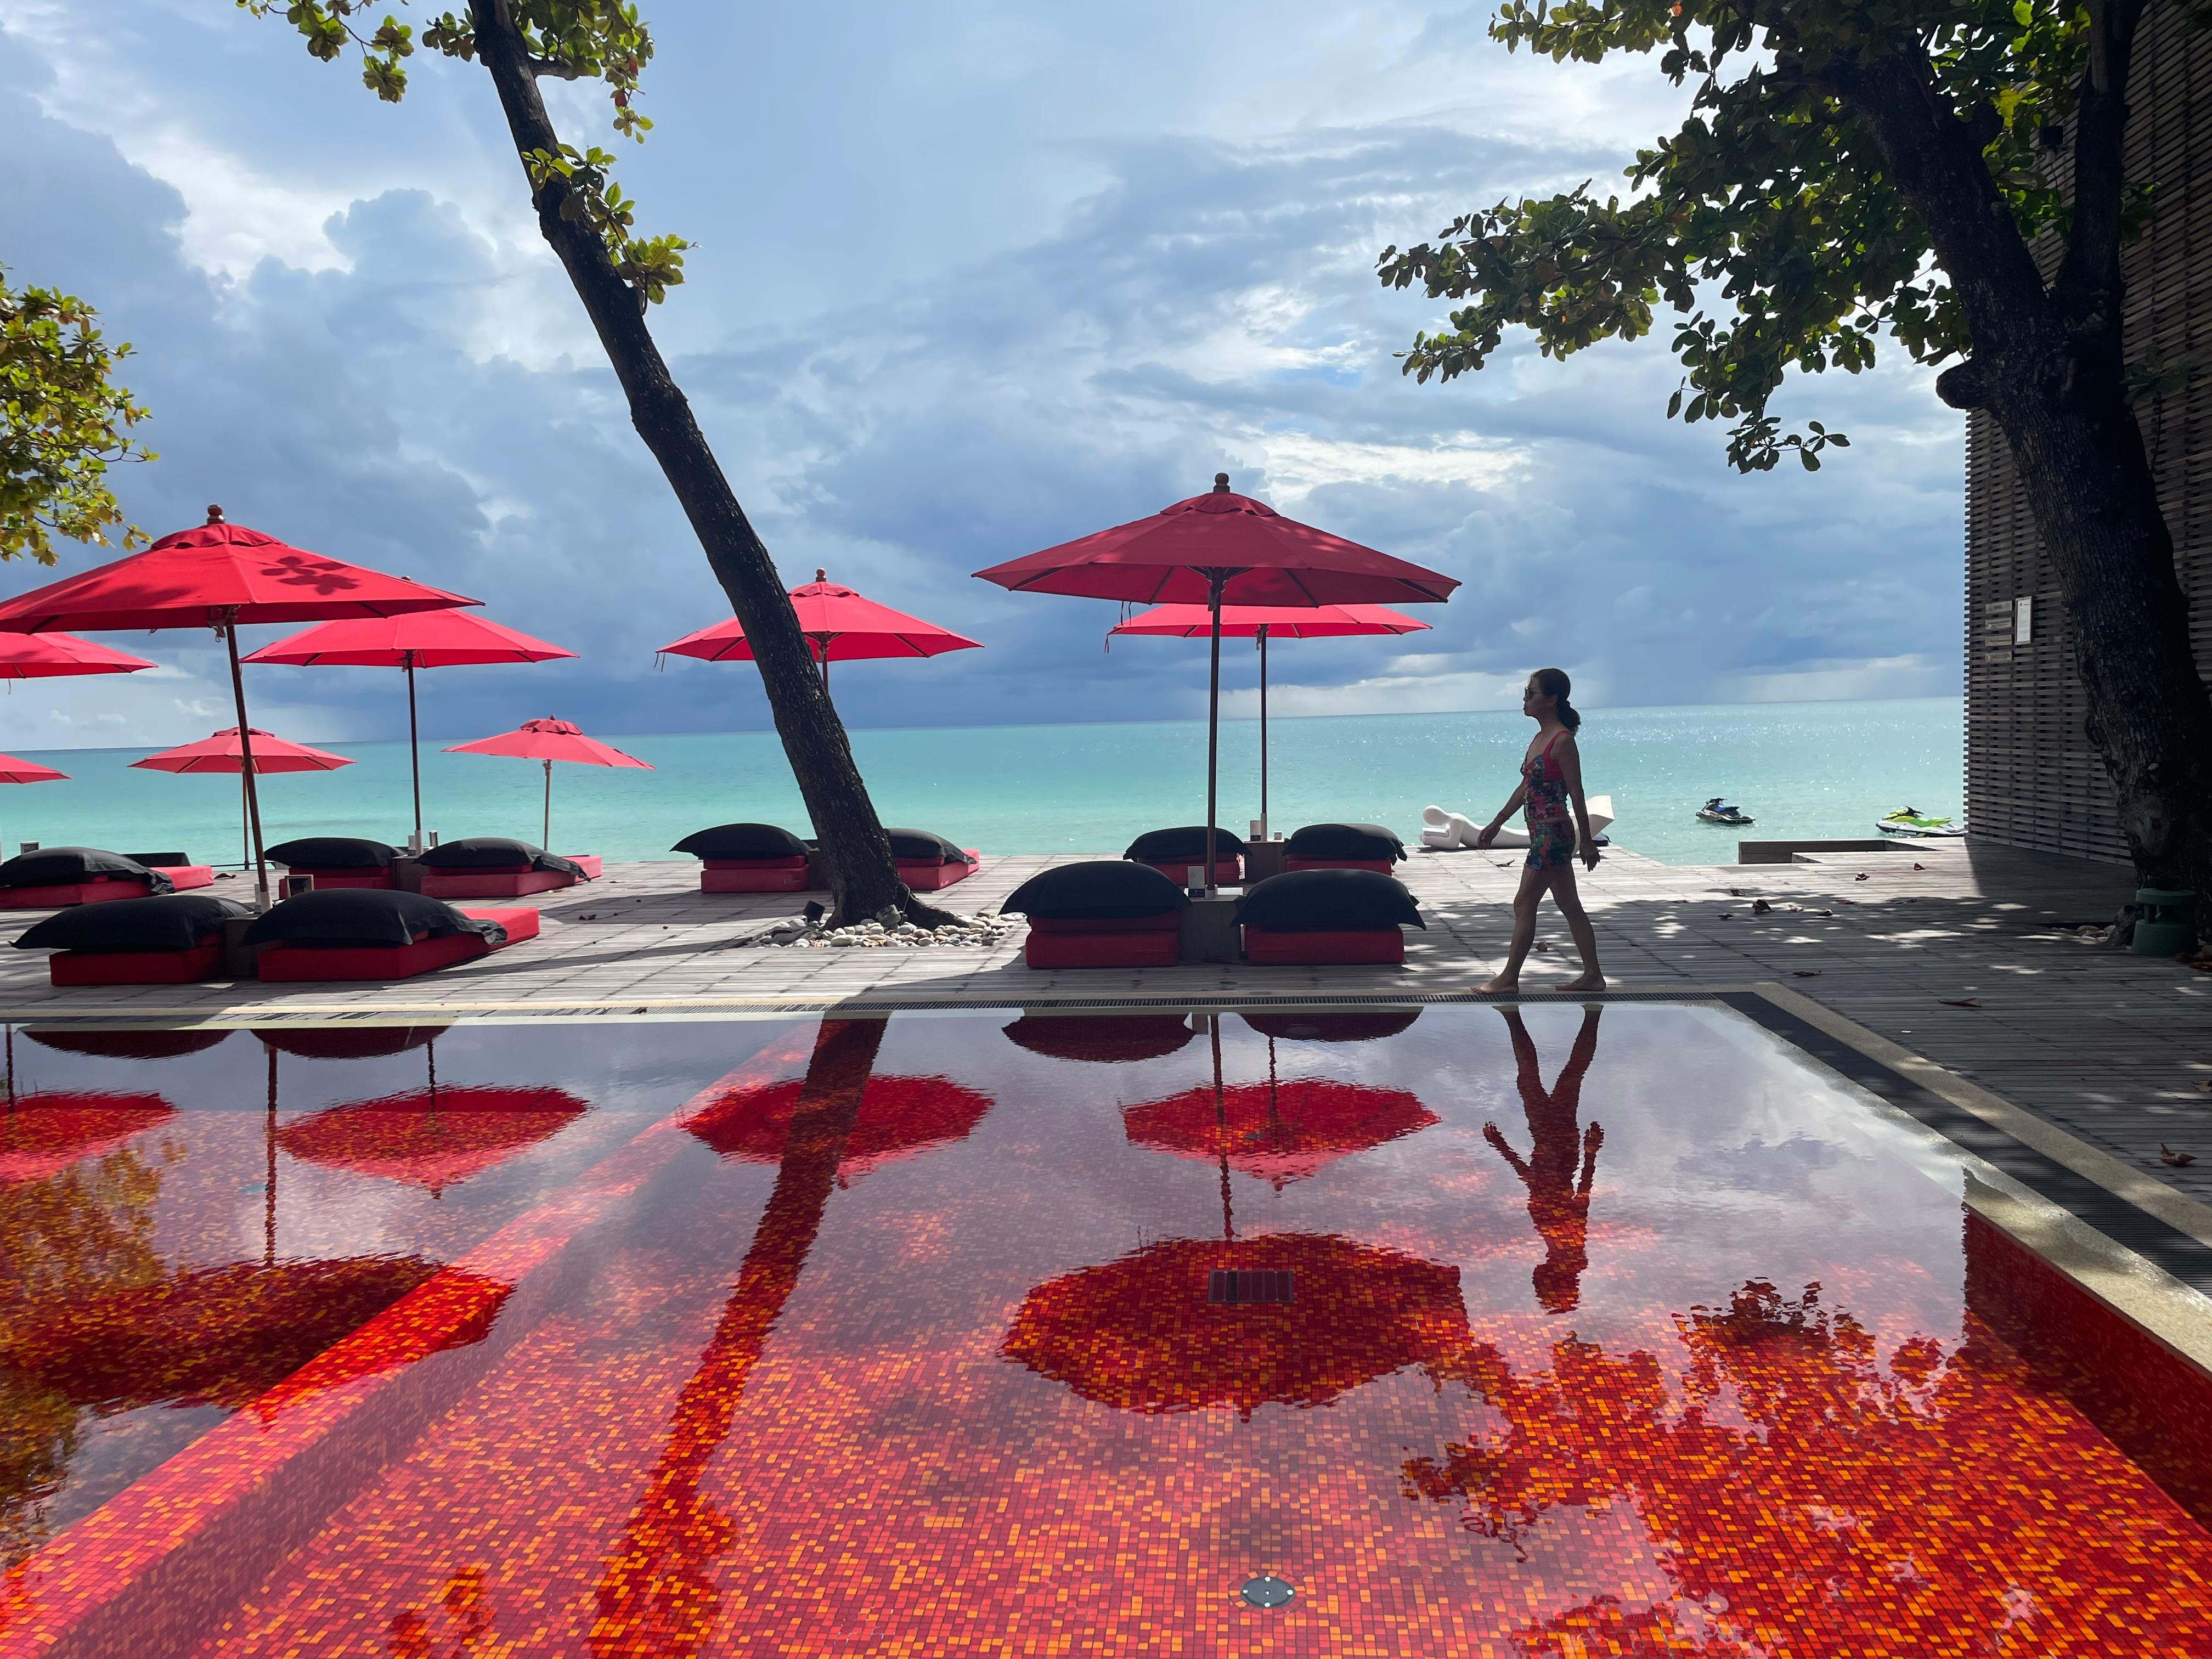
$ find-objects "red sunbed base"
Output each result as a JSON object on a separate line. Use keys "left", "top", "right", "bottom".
{"left": 419, "top": 868, "right": 578, "bottom": 900}
{"left": 0, "top": 879, "right": 160, "bottom": 910}
{"left": 165, "top": 865, "right": 216, "bottom": 891}
{"left": 282, "top": 868, "right": 397, "bottom": 890}
{"left": 255, "top": 906, "right": 540, "bottom": 982}
{"left": 1024, "top": 915, "right": 1182, "bottom": 969}
{"left": 1137, "top": 857, "right": 1242, "bottom": 888}
{"left": 1242, "top": 927, "right": 1406, "bottom": 966}
{"left": 1285, "top": 856, "right": 1396, "bottom": 875}
{"left": 900, "top": 855, "right": 978, "bottom": 892}
{"left": 49, "top": 940, "right": 224, "bottom": 986}
{"left": 701, "top": 857, "right": 812, "bottom": 894}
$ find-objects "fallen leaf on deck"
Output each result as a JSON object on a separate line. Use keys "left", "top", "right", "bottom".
{"left": 1751, "top": 899, "right": 1773, "bottom": 915}
{"left": 1532, "top": 941, "right": 1552, "bottom": 952}
{"left": 1938, "top": 997, "right": 1982, "bottom": 1008}
{"left": 1855, "top": 873, "right": 1871, "bottom": 882}
{"left": 1912, "top": 862, "right": 1925, "bottom": 871}
{"left": 1792, "top": 969, "right": 1823, "bottom": 978}
{"left": 2161, "top": 1144, "right": 2197, "bottom": 1167}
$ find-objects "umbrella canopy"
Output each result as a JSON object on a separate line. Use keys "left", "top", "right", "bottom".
{"left": 682, "top": 1071, "right": 991, "bottom": 1183}
{"left": 444, "top": 718, "right": 651, "bottom": 847}
{"left": 1240, "top": 1010, "right": 1423, "bottom": 1042}
{"left": 0, "top": 507, "right": 476, "bottom": 910}
{"left": 0, "top": 632, "right": 156, "bottom": 679}
{"left": 1001, "top": 1013, "right": 1195, "bottom": 1065}
{"left": 1001, "top": 1232, "right": 1470, "bottom": 1418}
{"left": 1111, "top": 602, "right": 1431, "bottom": 832}
{"left": 253, "top": 1024, "right": 448, "bottom": 1060}
{"left": 0, "top": 753, "right": 67, "bottom": 785}
{"left": 24, "top": 1028, "right": 230, "bottom": 1059}
{"left": 977, "top": 476, "right": 1456, "bottom": 889}
{"left": 276, "top": 1085, "right": 589, "bottom": 1195}
{"left": 1122, "top": 1078, "right": 1437, "bottom": 1188}
{"left": 131, "top": 726, "right": 353, "bottom": 775}
{"left": 661, "top": 571, "right": 981, "bottom": 672}
{"left": 0, "top": 1092, "right": 175, "bottom": 1183}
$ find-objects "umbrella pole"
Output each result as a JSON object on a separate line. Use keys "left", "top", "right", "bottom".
{"left": 1205, "top": 573, "right": 1224, "bottom": 899}
{"left": 1211, "top": 1015, "right": 1233, "bottom": 1240}
{"left": 1257, "top": 628, "right": 1269, "bottom": 838}
{"left": 406, "top": 657, "right": 424, "bottom": 852}
{"left": 543, "top": 758, "right": 553, "bottom": 849}
{"left": 239, "top": 771, "right": 249, "bottom": 872}
{"left": 265, "top": 1041, "right": 278, "bottom": 1268}
{"left": 220, "top": 615, "right": 271, "bottom": 910}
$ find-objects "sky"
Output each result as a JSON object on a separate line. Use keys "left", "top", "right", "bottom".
{"left": 0, "top": 1, "right": 1963, "bottom": 749}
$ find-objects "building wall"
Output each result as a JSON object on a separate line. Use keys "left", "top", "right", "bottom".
{"left": 1963, "top": 7, "right": 2212, "bottom": 864}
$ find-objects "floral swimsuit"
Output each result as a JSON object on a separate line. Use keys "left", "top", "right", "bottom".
{"left": 1522, "top": 730, "right": 1576, "bottom": 870}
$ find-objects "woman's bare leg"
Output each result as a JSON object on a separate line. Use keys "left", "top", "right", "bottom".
{"left": 1481, "top": 865, "right": 1547, "bottom": 994}
{"left": 1543, "top": 866, "right": 1606, "bottom": 991}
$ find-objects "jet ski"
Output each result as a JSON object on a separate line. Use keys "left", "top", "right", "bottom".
{"left": 1876, "top": 807, "right": 1967, "bottom": 839}
{"left": 1696, "top": 798, "right": 1754, "bottom": 826}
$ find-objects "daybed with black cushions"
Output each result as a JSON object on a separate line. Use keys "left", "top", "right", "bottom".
{"left": 0, "top": 847, "right": 216, "bottom": 910}
{"left": 14, "top": 893, "right": 253, "bottom": 986}
{"left": 675, "top": 823, "right": 817, "bottom": 893}
{"left": 886, "top": 827, "right": 979, "bottom": 891}
{"left": 414, "top": 838, "right": 599, "bottom": 900}
{"left": 242, "top": 889, "right": 541, "bottom": 982}
{"left": 1284, "top": 822, "right": 1407, "bottom": 874}
{"left": 1124, "top": 826, "right": 1246, "bottom": 888}
{"left": 1003, "top": 861, "right": 1186, "bottom": 969}
{"left": 1235, "top": 868, "right": 1423, "bottom": 966}
{"left": 267, "top": 836, "right": 403, "bottom": 891}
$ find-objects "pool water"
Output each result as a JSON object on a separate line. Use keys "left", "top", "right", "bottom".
{"left": 1, "top": 1005, "right": 2208, "bottom": 1656}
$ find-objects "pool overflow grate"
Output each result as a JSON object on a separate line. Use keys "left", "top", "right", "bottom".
{"left": 1209, "top": 1269, "right": 1294, "bottom": 1305}
{"left": 1240, "top": 1575, "right": 1296, "bottom": 1609}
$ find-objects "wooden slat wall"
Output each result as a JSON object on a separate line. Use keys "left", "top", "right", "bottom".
{"left": 1964, "top": 7, "right": 2212, "bottom": 866}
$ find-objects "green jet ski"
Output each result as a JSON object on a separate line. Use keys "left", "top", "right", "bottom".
{"left": 1697, "top": 798, "right": 1755, "bottom": 826}
{"left": 1876, "top": 807, "right": 1967, "bottom": 839}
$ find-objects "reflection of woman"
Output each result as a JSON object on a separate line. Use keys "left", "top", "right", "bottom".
{"left": 1483, "top": 1007, "right": 1604, "bottom": 1313}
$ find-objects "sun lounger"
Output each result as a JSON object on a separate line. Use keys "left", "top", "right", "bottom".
{"left": 242, "top": 889, "right": 540, "bottom": 983}
{"left": 1236, "top": 868, "right": 1423, "bottom": 966}
{"left": 0, "top": 847, "right": 216, "bottom": 910}
{"left": 887, "top": 828, "right": 979, "bottom": 891}
{"left": 267, "top": 836, "right": 403, "bottom": 891}
{"left": 1124, "top": 826, "right": 1246, "bottom": 888}
{"left": 14, "top": 893, "right": 253, "bottom": 986}
{"left": 1005, "top": 861, "right": 1186, "bottom": 969}
{"left": 413, "top": 838, "right": 595, "bottom": 899}
{"left": 1283, "top": 822, "right": 1407, "bottom": 874}
{"left": 675, "top": 825, "right": 821, "bottom": 893}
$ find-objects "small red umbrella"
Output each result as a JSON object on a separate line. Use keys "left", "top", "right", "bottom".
{"left": 1122, "top": 1078, "right": 1437, "bottom": 1188}
{"left": 277, "top": 1085, "right": 589, "bottom": 1195}
{"left": 0, "top": 506, "right": 475, "bottom": 907}
{"left": 443, "top": 717, "right": 651, "bottom": 847}
{"left": 132, "top": 727, "right": 354, "bottom": 871}
{"left": 245, "top": 612, "right": 576, "bottom": 849}
{"left": 659, "top": 569, "right": 980, "bottom": 701}
{"left": 977, "top": 476, "right": 1457, "bottom": 890}
{"left": 0, "top": 633, "right": 156, "bottom": 678}
{"left": 682, "top": 1071, "right": 991, "bottom": 1185}
{"left": 1112, "top": 602, "right": 1431, "bottom": 833}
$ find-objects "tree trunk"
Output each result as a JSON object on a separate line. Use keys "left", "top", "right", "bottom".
{"left": 468, "top": 0, "right": 944, "bottom": 927}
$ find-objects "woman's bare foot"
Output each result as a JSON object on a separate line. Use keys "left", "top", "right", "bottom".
{"left": 1553, "top": 972, "right": 1606, "bottom": 992}
{"left": 1479, "top": 974, "right": 1519, "bottom": 994}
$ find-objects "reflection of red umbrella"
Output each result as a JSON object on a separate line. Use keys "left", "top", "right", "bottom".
{"left": 0, "top": 506, "right": 475, "bottom": 907}
{"left": 24, "top": 1027, "right": 230, "bottom": 1059}
{"left": 246, "top": 612, "right": 575, "bottom": 849}
{"left": 684, "top": 1071, "right": 990, "bottom": 1183}
{"left": 0, "top": 632, "right": 155, "bottom": 678}
{"left": 444, "top": 717, "right": 652, "bottom": 847}
{"left": 1123, "top": 1079, "right": 1436, "bottom": 1187}
{"left": 977, "top": 476, "right": 1456, "bottom": 891}
{"left": 1001, "top": 1013, "right": 1194, "bottom": 1064}
{"left": 132, "top": 726, "right": 354, "bottom": 870}
{"left": 661, "top": 569, "right": 980, "bottom": 699}
{"left": 277, "top": 1085, "right": 589, "bottom": 1195}
{"left": 1240, "top": 1010, "right": 1421, "bottom": 1042}
{"left": 1111, "top": 603, "right": 1430, "bottom": 831}
{"left": 0, "top": 1091, "right": 174, "bottom": 1182}
{"left": 1002, "top": 1232, "right": 1469, "bottom": 1418}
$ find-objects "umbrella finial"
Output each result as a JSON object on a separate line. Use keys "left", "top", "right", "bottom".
{"left": 206, "top": 504, "right": 226, "bottom": 524}
{"left": 816, "top": 568, "right": 827, "bottom": 582}
{"left": 1212, "top": 473, "right": 1231, "bottom": 493}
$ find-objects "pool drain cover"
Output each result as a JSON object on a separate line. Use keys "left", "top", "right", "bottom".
{"left": 1209, "top": 1269, "right": 1294, "bottom": 1305}
{"left": 1240, "top": 1575, "right": 1295, "bottom": 1610}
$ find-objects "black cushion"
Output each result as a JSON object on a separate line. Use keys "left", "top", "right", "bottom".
{"left": 884, "top": 827, "right": 974, "bottom": 866}
{"left": 14, "top": 894, "right": 251, "bottom": 954}
{"left": 1124, "top": 826, "right": 1248, "bottom": 862}
{"left": 1003, "top": 860, "right": 1188, "bottom": 921}
{"left": 671, "top": 823, "right": 810, "bottom": 860}
{"left": 0, "top": 847, "right": 168, "bottom": 893}
{"left": 1286, "top": 822, "right": 1406, "bottom": 862}
{"left": 122, "top": 853, "right": 193, "bottom": 869}
{"left": 239, "top": 888, "right": 506, "bottom": 950}
{"left": 418, "top": 837, "right": 582, "bottom": 877}
{"left": 266, "top": 836, "right": 401, "bottom": 870}
{"left": 1235, "top": 868, "right": 1424, "bottom": 932}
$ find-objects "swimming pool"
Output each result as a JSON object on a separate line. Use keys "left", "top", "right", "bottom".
{"left": 1, "top": 1002, "right": 2207, "bottom": 1656}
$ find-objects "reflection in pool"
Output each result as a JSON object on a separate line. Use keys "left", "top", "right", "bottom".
{"left": 0, "top": 1004, "right": 2208, "bottom": 1657}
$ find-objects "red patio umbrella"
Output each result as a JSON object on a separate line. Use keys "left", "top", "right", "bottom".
{"left": 1122, "top": 1077, "right": 1437, "bottom": 1188}
{"left": 0, "top": 506, "right": 475, "bottom": 908}
{"left": 0, "top": 632, "right": 156, "bottom": 678}
{"left": 659, "top": 568, "right": 980, "bottom": 699}
{"left": 0, "top": 752, "right": 67, "bottom": 857}
{"left": 442, "top": 717, "right": 652, "bottom": 848}
{"left": 245, "top": 612, "right": 576, "bottom": 850}
{"left": 0, "top": 1091, "right": 175, "bottom": 1183}
{"left": 277, "top": 1085, "right": 588, "bottom": 1195}
{"left": 132, "top": 726, "right": 354, "bottom": 871}
{"left": 682, "top": 1070, "right": 991, "bottom": 1184}
{"left": 1111, "top": 602, "right": 1430, "bottom": 835}
{"left": 976, "top": 475, "right": 1457, "bottom": 891}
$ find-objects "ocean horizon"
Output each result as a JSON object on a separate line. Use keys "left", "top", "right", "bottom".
{"left": 0, "top": 696, "right": 1962, "bottom": 870}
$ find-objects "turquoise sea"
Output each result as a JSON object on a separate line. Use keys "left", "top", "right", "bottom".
{"left": 0, "top": 698, "right": 1960, "bottom": 870}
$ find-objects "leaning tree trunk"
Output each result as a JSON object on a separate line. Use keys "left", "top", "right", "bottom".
{"left": 470, "top": 0, "right": 940, "bottom": 927}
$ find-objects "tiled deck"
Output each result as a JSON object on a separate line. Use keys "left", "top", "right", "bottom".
{"left": 4, "top": 840, "right": 2208, "bottom": 1205}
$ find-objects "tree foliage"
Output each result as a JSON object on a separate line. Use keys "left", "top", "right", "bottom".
{"left": 0, "top": 273, "right": 153, "bottom": 563}
{"left": 239, "top": 1, "right": 688, "bottom": 304}
{"left": 1377, "top": 0, "right": 2152, "bottom": 471}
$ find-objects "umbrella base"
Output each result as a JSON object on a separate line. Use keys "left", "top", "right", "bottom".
{"left": 1242, "top": 926, "right": 1407, "bottom": 966}
{"left": 1024, "top": 916, "right": 1181, "bottom": 970}
{"left": 49, "top": 941, "right": 224, "bottom": 986}
{"left": 256, "top": 907, "right": 540, "bottom": 981}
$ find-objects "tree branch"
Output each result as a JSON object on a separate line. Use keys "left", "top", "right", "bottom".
{"left": 528, "top": 57, "right": 587, "bottom": 80}
{"left": 2052, "top": 0, "right": 2147, "bottom": 334}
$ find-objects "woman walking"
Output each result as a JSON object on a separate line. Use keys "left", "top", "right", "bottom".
{"left": 1476, "top": 668, "right": 1605, "bottom": 992}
